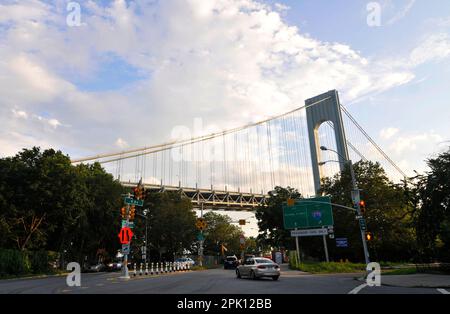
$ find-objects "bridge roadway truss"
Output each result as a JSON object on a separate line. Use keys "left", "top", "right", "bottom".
{"left": 121, "top": 181, "right": 268, "bottom": 210}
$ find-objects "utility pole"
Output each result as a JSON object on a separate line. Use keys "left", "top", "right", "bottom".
{"left": 199, "top": 202, "right": 204, "bottom": 267}
{"left": 121, "top": 192, "right": 131, "bottom": 279}
{"left": 349, "top": 160, "right": 370, "bottom": 265}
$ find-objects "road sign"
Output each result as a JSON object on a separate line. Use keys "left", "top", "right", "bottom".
{"left": 197, "top": 233, "right": 205, "bottom": 241}
{"left": 118, "top": 227, "right": 133, "bottom": 244}
{"left": 122, "top": 243, "right": 130, "bottom": 254}
{"left": 290, "top": 228, "right": 329, "bottom": 237}
{"left": 124, "top": 197, "right": 144, "bottom": 207}
{"left": 121, "top": 220, "right": 135, "bottom": 228}
{"left": 359, "top": 218, "right": 367, "bottom": 231}
{"left": 283, "top": 196, "right": 334, "bottom": 230}
{"left": 336, "top": 238, "right": 348, "bottom": 248}
{"left": 196, "top": 218, "right": 207, "bottom": 230}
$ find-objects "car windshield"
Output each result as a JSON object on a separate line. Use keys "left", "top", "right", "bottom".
{"left": 226, "top": 257, "right": 236, "bottom": 261}
{"left": 255, "top": 259, "right": 274, "bottom": 264}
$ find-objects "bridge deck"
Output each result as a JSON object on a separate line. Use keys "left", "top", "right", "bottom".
{"left": 120, "top": 182, "right": 268, "bottom": 210}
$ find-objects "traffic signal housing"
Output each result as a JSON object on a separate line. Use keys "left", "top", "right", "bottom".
{"left": 129, "top": 206, "right": 136, "bottom": 221}
{"left": 359, "top": 200, "right": 366, "bottom": 215}
{"left": 120, "top": 207, "right": 127, "bottom": 219}
{"left": 133, "top": 185, "right": 145, "bottom": 200}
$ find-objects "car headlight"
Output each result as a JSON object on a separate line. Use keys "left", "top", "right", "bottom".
{"left": 108, "top": 263, "right": 113, "bottom": 267}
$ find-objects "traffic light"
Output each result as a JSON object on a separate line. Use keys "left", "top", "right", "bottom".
{"left": 133, "top": 185, "right": 145, "bottom": 200}
{"left": 359, "top": 200, "right": 366, "bottom": 215}
{"left": 120, "top": 207, "right": 127, "bottom": 219}
{"left": 365, "top": 232, "right": 373, "bottom": 241}
{"left": 129, "top": 206, "right": 136, "bottom": 221}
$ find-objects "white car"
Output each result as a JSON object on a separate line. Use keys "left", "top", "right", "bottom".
{"left": 175, "top": 257, "right": 195, "bottom": 266}
{"left": 236, "top": 257, "right": 280, "bottom": 281}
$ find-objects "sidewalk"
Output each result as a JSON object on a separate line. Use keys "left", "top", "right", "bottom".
{"left": 280, "top": 264, "right": 308, "bottom": 275}
{"left": 377, "top": 274, "right": 450, "bottom": 288}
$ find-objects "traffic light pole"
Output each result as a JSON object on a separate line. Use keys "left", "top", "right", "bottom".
{"left": 121, "top": 193, "right": 131, "bottom": 279}
{"left": 349, "top": 160, "right": 370, "bottom": 265}
{"left": 199, "top": 202, "right": 204, "bottom": 267}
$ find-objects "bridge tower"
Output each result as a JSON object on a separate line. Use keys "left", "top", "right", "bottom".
{"left": 305, "top": 90, "right": 349, "bottom": 194}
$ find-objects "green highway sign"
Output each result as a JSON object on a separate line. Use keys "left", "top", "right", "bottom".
{"left": 197, "top": 233, "right": 205, "bottom": 241}
{"left": 283, "top": 196, "right": 334, "bottom": 230}
{"left": 124, "top": 197, "right": 144, "bottom": 207}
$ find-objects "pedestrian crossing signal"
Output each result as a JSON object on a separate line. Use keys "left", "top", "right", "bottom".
{"left": 365, "top": 232, "right": 373, "bottom": 241}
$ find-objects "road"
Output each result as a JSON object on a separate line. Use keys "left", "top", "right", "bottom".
{"left": 0, "top": 268, "right": 446, "bottom": 294}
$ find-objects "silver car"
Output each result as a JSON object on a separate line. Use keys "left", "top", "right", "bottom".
{"left": 236, "top": 258, "right": 280, "bottom": 281}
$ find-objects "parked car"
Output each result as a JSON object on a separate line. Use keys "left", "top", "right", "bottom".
{"left": 86, "top": 263, "right": 106, "bottom": 273}
{"left": 175, "top": 257, "right": 195, "bottom": 266}
{"left": 236, "top": 257, "right": 280, "bottom": 281}
{"left": 224, "top": 256, "right": 239, "bottom": 269}
{"left": 106, "top": 261, "right": 122, "bottom": 272}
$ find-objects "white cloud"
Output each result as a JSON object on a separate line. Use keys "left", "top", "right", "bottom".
{"left": 115, "top": 138, "right": 129, "bottom": 149}
{"left": 380, "top": 127, "right": 399, "bottom": 140}
{"left": 12, "top": 109, "right": 28, "bottom": 119}
{"left": 389, "top": 131, "right": 443, "bottom": 155}
{"left": 409, "top": 33, "right": 450, "bottom": 67}
{"left": 0, "top": 0, "right": 446, "bottom": 177}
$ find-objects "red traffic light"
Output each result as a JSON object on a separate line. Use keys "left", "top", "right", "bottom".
{"left": 359, "top": 200, "right": 366, "bottom": 207}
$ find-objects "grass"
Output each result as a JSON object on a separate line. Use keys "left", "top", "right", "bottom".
{"left": 382, "top": 267, "right": 418, "bottom": 275}
{"left": 291, "top": 261, "right": 366, "bottom": 274}
{"left": 0, "top": 270, "right": 69, "bottom": 280}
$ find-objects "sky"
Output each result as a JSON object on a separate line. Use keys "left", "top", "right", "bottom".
{"left": 1, "top": 0, "right": 450, "bottom": 237}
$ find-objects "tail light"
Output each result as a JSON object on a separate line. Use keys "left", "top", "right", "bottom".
{"left": 257, "top": 265, "right": 266, "bottom": 269}
{"left": 274, "top": 265, "right": 280, "bottom": 269}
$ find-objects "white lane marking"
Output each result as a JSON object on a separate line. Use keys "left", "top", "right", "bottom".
{"left": 437, "top": 288, "right": 449, "bottom": 294}
{"left": 348, "top": 283, "right": 368, "bottom": 294}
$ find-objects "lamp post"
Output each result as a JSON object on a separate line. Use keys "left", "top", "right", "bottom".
{"left": 319, "top": 146, "right": 370, "bottom": 265}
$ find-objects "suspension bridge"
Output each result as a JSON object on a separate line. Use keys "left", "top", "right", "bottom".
{"left": 71, "top": 90, "right": 407, "bottom": 210}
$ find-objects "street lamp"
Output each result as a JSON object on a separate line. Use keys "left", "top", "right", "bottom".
{"left": 320, "top": 146, "right": 370, "bottom": 265}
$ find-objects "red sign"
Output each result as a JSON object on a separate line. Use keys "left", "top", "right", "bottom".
{"left": 118, "top": 227, "right": 133, "bottom": 244}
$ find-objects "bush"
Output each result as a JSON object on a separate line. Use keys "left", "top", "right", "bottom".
{"left": 0, "top": 249, "right": 31, "bottom": 277}
{"left": 28, "top": 250, "right": 50, "bottom": 274}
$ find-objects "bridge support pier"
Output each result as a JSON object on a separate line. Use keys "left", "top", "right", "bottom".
{"left": 305, "top": 90, "right": 350, "bottom": 194}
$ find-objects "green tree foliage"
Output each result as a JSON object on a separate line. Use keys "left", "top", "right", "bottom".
{"left": 413, "top": 148, "right": 450, "bottom": 261}
{"left": 255, "top": 186, "right": 301, "bottom": 250}
{"left": 0, "top": 147, "right": 124, "bottom": 266}
{"left": 320, "top": 161, "right": 416, "bottom": 262}
{"left": 202, "top": 212, "right": 243, "bottom": 256}
{"left": 144, "top": 191, "right": 197, "bottom": 261}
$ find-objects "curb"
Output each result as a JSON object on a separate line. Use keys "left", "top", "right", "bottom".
{"left": 354, "top": 275, "right": 450, "bottom": 289}
{"left": 0, "top": 272, "right": 70, "bottom": 282}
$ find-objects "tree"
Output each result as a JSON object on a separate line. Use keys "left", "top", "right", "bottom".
{"left": 0, "top": 148, "right": 87, "bottom": 251}
{"left": 256, "top": 186, "right": 302, "bottom": 250}
{"left": 202, "top": 212, "right": 243, "bottom": 256}
{"left": 414, "top": 147, "right": 450, "bottom": 261}
{"left": 320, "top": 161, "right": 416, "bottom": 262}
{"left": 0, "top": 147, "right": 125, "bottom": 267}
{"left": 144, "top": 191, "right": 197, "bottom": 261}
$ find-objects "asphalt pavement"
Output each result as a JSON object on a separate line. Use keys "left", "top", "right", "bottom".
{"left": 0, "top": 268, "right": 447, "bottom": 294}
